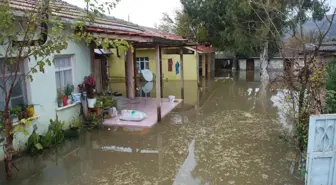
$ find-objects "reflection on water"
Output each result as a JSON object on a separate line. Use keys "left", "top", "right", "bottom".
{"left": 1, "top": 72, "right": 303, "bottom": 185}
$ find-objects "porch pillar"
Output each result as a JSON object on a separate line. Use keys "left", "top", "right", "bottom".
{"left": 133, "top": 47, "right": 137, "bottom": 97}
{"left": 207, "top": 53, "right": 211, "bottom": 78}
{"left": 155, "top": 45, "right": 162, "bottom": 122}
{"left": 159, "top": 47, "right": 163, "bottom": 98}
{"left": 90, "top": 43, "right": 96, "bottom": 76}
{"left": 126, "top": 47, "right": 134, "bottom": 99}
{"left": 196, "top": 49, "right": 200, "bottom": 87}
{"left": 180, "top": 47, "right": 184, "bottom": 99}
{"left": 202, "top": 54, "right": 206, "bottom": 77}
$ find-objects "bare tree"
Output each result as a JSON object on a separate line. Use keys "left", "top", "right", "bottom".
{"left": 250, "top": 0, "right": 336, "bottom": 151}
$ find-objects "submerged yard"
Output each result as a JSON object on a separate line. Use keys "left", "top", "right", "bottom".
{"left": 0, "top": 72, "right": 303, "bottom": 185}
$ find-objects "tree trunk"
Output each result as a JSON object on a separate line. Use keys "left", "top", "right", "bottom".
{"left": 4, "top": 107, "right": 13, "bottom": 180}
{"left": 260, "top": 41, "right": 269, "bottom": 113}
{"left": 260, "top": 41, "right": 269, "bottom": 83}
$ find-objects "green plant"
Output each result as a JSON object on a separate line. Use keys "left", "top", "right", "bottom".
{"left": 40, "top": 130, "right": 52, "bottom": 148}
{"left": 70, "top": 117, "right": 83, "bottom": 129}
{"left": 64, "top": 118, "right": 82, "bottom": 138}
{"left": 10, "top": 107, "right": 21, "bottom": 118}
{"left": 26, "top": 131, "right": 43, "bottom": 154}
{"left": 326, "top": 61, "right": 336, "bottom": 91}
{"left": 64, "top": 84, "right": 74, "bottom": 97}
{"left": 49, "top": 115, "right": 65, "bottom": 144}
{"left": 325, "top": 90, "right": 336, "bottom": 113}
{"left": 97, "top": 96, "right": 116, "bottom": 108}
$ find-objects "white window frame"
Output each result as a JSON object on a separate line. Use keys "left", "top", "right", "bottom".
{"left": 0, "top": 58, "right": 27, "bottom": 109}
{"left": 136, "top": 57, "right": 149, "bottom": 73}
{"left": 54, "top": 55, "right": 75, "bottom": 91}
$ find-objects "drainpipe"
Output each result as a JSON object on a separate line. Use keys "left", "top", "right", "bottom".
{"left": 13, "top": 0, "right": 49, "bottom": 47}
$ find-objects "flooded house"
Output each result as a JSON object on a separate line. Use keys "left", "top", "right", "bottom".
{"left": 0, "top": 0, "right": 213, "bottom": 160}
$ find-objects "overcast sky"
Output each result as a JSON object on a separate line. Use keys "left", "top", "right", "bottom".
{"left": 64, "top": 0, "right": 182, "bottom": 28}
{"left": 65, "top": 0, "right": 336, "bottom": 28}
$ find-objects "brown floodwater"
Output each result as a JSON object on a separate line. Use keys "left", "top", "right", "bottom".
{"left": 1, "top": 71, "right": 303, "bottom": 185}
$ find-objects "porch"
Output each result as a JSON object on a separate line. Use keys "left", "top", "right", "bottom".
{"left": 103, "top": 97, "right": 182, "bottom": 128}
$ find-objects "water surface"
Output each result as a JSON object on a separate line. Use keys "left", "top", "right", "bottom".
{"left": 1, "top": 71, "right": 303, "bottom": 185}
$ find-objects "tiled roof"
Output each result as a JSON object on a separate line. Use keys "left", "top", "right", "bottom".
{"left": 193, "top": 45, "right": 216, "bottom": 53}
{"left": 8, "top": 0, "right": 144, "bottom": 32}
{"left": 142, "top": 27, "right": 187, "bottom": 41}
{"left": 7, "top": 0, "right": 190, "bottom": 44}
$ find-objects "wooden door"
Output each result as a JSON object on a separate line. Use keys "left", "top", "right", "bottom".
{"left": 246, "top": 59, "right": 254, "bottom": 71}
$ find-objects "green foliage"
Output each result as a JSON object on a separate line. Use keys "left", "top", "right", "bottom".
{"left": 325, "top": 90, "right": 336, "bottom": 113}
{"left": 64, "top": 85, "right": 74, "bottom": 97}
{"left": 96, "top": 96, "right": 116, "bottom": 108}
{"left": 325, "top": 61, "right": 336, "bottom": 113}
{"left": 65, "top": 117, "right": 83, "bottom": 138}
{"left": 40, "top": 130, "right": 52, "bottom": 148}
{"left": 10, "top": 107, "right": 22, "bottom": 117}
{"left": 156, "top": 10, "right": 208, "bottom": 43}
{"left": 326, "top": 61, "right": 336, "bottom": 90}
{"left": 49, "top": 115, "right": 65, "bottom": 144}
{"left": 26, "top": 131, "right": 42, "bottom": 154}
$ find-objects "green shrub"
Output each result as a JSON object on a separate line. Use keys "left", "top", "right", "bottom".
{"left": 326, "top": 61, "right": 336, "bottom": 113}
{"left": 326, "top": 61, "right": 336, "bottom": 91}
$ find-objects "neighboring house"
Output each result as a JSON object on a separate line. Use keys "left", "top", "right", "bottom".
{"left": 216, "top": 42, "right": 336, "bottom": 73}
{"left": 0, "top": 0, "right": 211, "bottom": 160}
{"left": 109, "top": 46, "right": 215, "bottom": 81}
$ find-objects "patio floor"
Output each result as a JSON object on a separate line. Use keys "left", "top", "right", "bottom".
{"left": 103, "top": 97, "right": 183, "bottom": 128}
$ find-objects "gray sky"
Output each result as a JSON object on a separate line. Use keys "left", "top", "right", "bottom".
{"left": 64, "top": 0, "right": 181, "bottom": 27}
{"left": 65, "top": 0, "right": 336, "bottom": 28}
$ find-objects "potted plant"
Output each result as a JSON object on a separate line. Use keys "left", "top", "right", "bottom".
{"left": 64, "top": 84, "right": 74, "bottom": 104}
{"left": 26, "top": 105, "right": 35, "bottom": 117}
{"left": 82, "top": 75, "right": 96, "bottom": 108}
{"left": 65, "top": 118, "right": 83, "bottom": 138}
{"left": 10, "top": 107, "right": 21, "bottom": 123}
{"left": 57, "top": 88, "right": 65, "bottom": 107}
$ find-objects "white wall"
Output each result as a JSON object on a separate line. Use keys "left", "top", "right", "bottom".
{"left": 254, "top": 59, "right": 261, "bottom": 70}
{"left": 268, "top": 59, "right": 284, "bottom": 70}
{"left": 0, "top": 40, "right": 91, "bottom": 160}
{"left": 239, "top": 59, "right": 247, "bottom": 70}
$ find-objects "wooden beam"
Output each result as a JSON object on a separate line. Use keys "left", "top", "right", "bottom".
{"left": 159, "top": 47, "right": 163, "bottom": 98}
{"left": 202, "top": 54, "right": 206, "bottom": 77}
{"left": 180, "top": 47, "right": 184, "bottom": 99}
{"left": 91, "top": 32, "right": 154, "bottom": 43}
{"left": 126, "top": 47, "right": 134, "bottom": 99}
{"left": 155, "top": 45, "right": 162, "bottom": 122}
{"left": 91, "top": 43, "right": 96, "bottom": 76}
{"left": 133, "top": 47, "right": 138, "bottom": 97}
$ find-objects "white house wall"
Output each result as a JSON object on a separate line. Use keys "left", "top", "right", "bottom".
{"left": 238, "top": 59, "right": 247, "bottom": 70}
{"left": 254, "top": 59, "right": 261, "bottom": 70}
{"left": 268, "top": 59, "right": 284, "bottom": 70}
{"left": 0, "top": 40, "right": 91, "bottom": 160}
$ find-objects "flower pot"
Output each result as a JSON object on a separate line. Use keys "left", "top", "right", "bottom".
{"left": 87, "top": 98, "right": 97, "bottom": 108}
{"left": 72, "top": 93, "right": 82, "bottom": 103}
{"left": 58, "top": 101, "right": 64, "bottom": 107}
{"left": 63, "top": 96, "right": 68, "bottom": 106}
